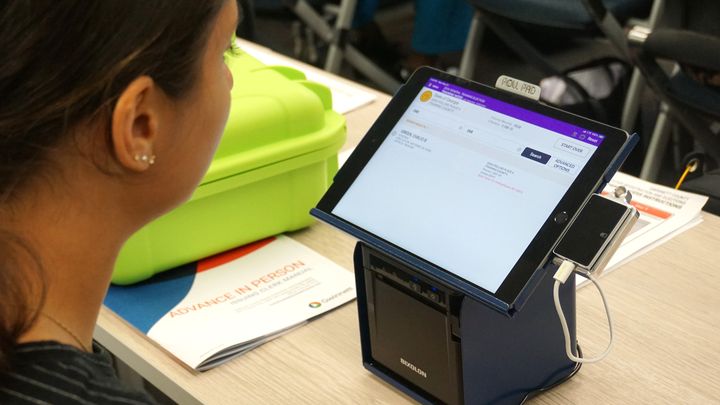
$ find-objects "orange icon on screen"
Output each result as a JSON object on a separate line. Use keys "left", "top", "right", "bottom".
{"left": 420, "top": 90, "right": 433, "bottom": 102}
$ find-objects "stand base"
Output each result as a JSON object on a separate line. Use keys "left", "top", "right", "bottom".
{"left": 354, "top": 243, "right": 578, "bottom": 404}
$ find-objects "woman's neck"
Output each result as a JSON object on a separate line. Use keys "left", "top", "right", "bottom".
{"left": 10, "top": 161, "right": 142, "bottom": 351}
{"left": 14, "top": 200, "right": 127, "bottom": 351}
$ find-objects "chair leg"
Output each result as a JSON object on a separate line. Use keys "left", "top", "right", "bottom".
{"left": 344, "top": 45, "right": 401, "bottom": 92}
{"left": 459, "top": 11, "right": 484, "bottom": 80}
{"left": 287, "top": 0, "right": 400, "bottom": 92}
{"left": 289, "top": 0, "right": 336, "bottom": 43}
{"left": 620, "top": 0, "right": 665, "bottom": 132}
{"left": 620, "top": 68, "right": 645, "bottom": 131}
{"left": 324, "top": 0, "right": 357, "bottom": 74}
{"left": 640, "top": 102, "right": 673, "bottom": 181}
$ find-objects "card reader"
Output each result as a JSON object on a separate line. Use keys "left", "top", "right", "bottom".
{"left": 553, "top": 193, "right": 639, "bottom": 276}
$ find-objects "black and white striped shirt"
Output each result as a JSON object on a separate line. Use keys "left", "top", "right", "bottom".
{"left": 0, "top": 341, "right": 157, "bottom": 405}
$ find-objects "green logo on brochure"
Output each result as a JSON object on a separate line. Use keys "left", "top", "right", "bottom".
{"left": 309, "top": 301, "right": 322, "bottom": 308}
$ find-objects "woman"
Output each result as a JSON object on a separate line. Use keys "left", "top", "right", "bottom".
{"left": 0, "top": 0, "right": 239, "bottom": 403}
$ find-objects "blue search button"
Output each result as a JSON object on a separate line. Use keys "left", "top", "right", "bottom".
{"left": 521, "top": 147, "right": 551, "bottom": 164}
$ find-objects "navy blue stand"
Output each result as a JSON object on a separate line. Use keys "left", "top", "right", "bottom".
{"left": 354, "top": 242, "right": 578, "bottom": 405}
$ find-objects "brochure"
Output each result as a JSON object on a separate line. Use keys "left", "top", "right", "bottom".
{"left": 104, "top": 235, "right": 356, "bottom": 371}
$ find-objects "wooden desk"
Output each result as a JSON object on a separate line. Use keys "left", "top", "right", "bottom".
{"left": 96, "top": 49, "right": 720, "bottom": 405}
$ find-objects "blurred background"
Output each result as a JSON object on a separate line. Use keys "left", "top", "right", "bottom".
{"left": 236, "top": 0, "right": 720, "bottom": 212}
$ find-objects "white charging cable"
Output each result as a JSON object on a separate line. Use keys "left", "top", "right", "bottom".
{"left": 553, "top": 260, "right": 614, "bottom": 363}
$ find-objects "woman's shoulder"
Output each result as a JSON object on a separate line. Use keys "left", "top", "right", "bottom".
{"left": 0, "top": 341, "right": 157, "bottom": 404}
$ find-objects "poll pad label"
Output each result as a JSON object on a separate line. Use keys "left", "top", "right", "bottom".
{"left": 495, "top": 75, "right": 541, "bottom": 101}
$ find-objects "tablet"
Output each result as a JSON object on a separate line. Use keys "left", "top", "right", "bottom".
{"left": 312, "top": 67, "right": 633, "bottom": 311}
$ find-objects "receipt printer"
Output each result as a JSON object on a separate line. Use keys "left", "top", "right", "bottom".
{"left": 358, "top": 246, "right": 464, "bottom": 404}
{"left": 354, "top": 244, "right": 576, "bottom": 405}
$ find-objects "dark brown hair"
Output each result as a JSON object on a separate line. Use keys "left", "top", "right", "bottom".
{"left": 0, "top": 0, "right": 227, "bottom": 371}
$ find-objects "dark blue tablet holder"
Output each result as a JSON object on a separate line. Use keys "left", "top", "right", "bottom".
{"left": 314, "top": 140, "right": 636, "bottom": 404}
{"left": 311, "top": 76, "right": 638, "bottom": 404}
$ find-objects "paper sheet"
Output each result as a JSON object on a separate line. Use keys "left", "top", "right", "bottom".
{"left": 238, "top": 40, "right": 377, "bottom": 115}
{"left": 575, "top": 171, "right": 708, "bottom": 287}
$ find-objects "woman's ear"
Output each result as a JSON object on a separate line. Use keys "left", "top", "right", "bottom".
{"left": 111, "top": 76, "right": 162, "bottom": 172}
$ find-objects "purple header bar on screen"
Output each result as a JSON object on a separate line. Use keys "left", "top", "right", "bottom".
{"left": 425, "top": 78, "right": 605, "bottom": 146}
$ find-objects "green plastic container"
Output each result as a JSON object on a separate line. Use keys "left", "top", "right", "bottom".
{"left": 111, "top": 51, "right": 346, "bottom": 285}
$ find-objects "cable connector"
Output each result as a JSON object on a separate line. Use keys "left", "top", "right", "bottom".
{"left": 553, "top": 260, "right": 576, "bottom": 284}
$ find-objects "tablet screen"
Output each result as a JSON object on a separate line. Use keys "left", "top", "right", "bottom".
{"left": 314, "top": 68, "right": 629, "bottom": 308}
{"left": 333, "top": 77, "right": 606, "bottom": 293}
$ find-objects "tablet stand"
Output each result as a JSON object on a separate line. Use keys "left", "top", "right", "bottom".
{"left": 354, "top": 242, "right": 578, "bottom": 405}
{"left": 315, "top": 74, "right": 637, "bottom": 404}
